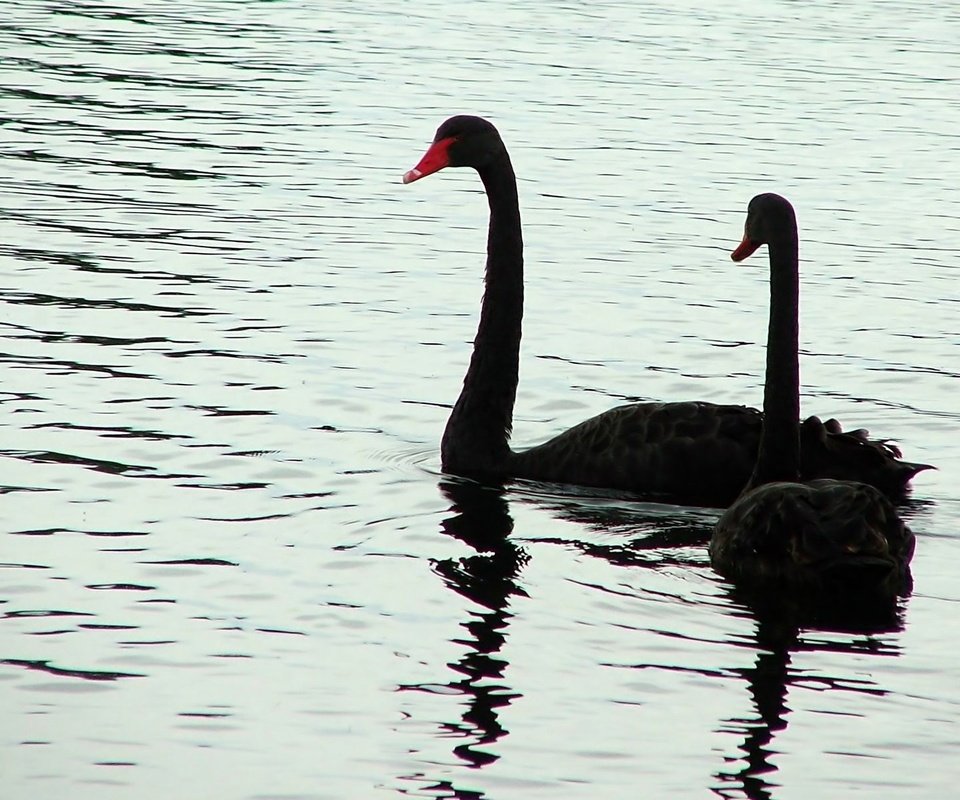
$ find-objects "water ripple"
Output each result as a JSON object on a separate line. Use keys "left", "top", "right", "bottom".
{"left": 1, "top": 1, "right": 958, "bottom": 798}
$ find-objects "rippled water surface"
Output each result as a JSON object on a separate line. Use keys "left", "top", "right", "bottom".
{"left": 2, "top": 1, "right": 959, "bottom": 797}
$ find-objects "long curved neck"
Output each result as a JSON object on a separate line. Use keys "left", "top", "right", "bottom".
{"left": 747, "top": 225, "right": 800, "bottom": 491}
{"left": 441, "top": 153, "right": 523, "bottom": 475}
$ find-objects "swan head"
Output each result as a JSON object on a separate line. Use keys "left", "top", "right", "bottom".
{"left": 732, "top": 193, "right": 797, "bottom": 261}
{"left": 403, "top": 116, "right": 506, "bottom": 184}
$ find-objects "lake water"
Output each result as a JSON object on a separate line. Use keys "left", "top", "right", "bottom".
{"left": 1, "top": 1, "right": 958, "bottom": 798}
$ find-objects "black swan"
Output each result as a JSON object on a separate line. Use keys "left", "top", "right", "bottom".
{"left": 403, "top": 116, "right": 928, "bottom": 507}
{"left": 709, "top": 193, "right": 915, "bottom": 596}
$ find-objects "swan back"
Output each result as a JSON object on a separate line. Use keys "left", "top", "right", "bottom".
{"left": 711, "top": 479, "right": 914, "bottom": 596}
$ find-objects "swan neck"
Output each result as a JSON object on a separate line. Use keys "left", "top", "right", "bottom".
{"left": 748, "top": 227, "right": 801, "bottom": 490}
{"left": 441, "top": 154, "right": 523, "bottom": 475}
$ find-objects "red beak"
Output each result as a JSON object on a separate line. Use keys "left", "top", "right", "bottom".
{"left": 731, "top": 236, "right": 762, "bottom": 262}
{"left": 402, "top": 136, "right": 456, "bottom": 184}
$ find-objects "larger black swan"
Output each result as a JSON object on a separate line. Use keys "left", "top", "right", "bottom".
{"left": 709, "top": 193, "right": 915, "bottom": 597}
{"left": 402, "top": 116, "right": 928, "bottom": 507}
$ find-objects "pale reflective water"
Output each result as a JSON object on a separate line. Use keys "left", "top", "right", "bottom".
{"left": 2, "top": 1, "right": 959, "bottom": 798}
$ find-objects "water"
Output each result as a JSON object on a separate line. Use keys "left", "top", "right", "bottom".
{"left": 1, "top": 1, "right": 958, "bottom": 797}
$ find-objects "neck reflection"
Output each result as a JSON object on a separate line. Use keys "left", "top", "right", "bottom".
{"left": 712, "top": 587, "right": 906, "bottom": 800}
{"left": 400, "top": 478, "right": 527, "bottom": 797}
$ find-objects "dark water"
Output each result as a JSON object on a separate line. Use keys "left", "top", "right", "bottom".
{"left": 2, "top": 1, "right": 958, "bottom": 797}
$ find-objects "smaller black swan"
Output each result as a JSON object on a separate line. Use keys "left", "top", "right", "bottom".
{"left": 710, "top": 194, "right": 915, "bottom": 597}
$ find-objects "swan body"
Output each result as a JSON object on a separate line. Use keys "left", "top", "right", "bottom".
{"left": 404, "top": 117, "right": 928, "bottom": 507}
{"left": 709, "top": 193, "right": 916, "bottom": 595}
{"left": 712, "top": 479, "right": 914, "bottom": 595}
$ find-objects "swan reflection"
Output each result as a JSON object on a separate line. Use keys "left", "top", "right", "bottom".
{"left": 398, "top": 478, "right": 526, "bottom": 797}
{"left": 711, "top": 583, "right": 906, "bottom": 800}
